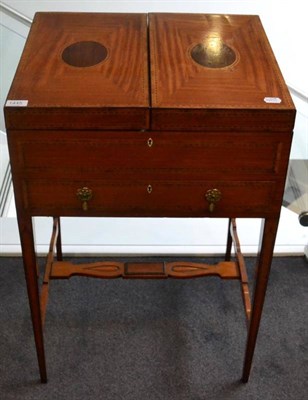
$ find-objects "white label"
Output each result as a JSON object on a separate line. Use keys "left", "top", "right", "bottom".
{"left": 264, "top": 97, "right": 282, "bottom": 104}
{"left": 6, "top": 100, "right": 28, "bottom": 107}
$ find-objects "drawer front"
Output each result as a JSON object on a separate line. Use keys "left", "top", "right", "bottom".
{"left": 10, "top": 130, "right": 291, "bottom": 181}
{"left": 20, "top": 179, "right": 278, "bottom": 217}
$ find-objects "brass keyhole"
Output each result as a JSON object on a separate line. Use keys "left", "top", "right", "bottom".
{"left": 147, "top": 184, "right": 153, "bottom": 194}
{"left": 147, "top": 138, "right": 153, "bottom": 147}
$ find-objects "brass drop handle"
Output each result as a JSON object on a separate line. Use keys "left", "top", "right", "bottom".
{"left": 205, "top": 188, "right": 222, "bottom": 212}
{"left": 76, "top": 187, "right": 93, "bottom": 211}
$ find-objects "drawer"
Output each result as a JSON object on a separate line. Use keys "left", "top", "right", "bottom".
{"left": 10, "top": 130, "right": 292, "bottom": 181}
{"left": 21, "top": 179, "right": 278, "bottom": 217}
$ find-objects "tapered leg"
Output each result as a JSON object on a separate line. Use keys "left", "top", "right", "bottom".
{"left": 18, "top": 216, "right": 47, "bottom": 383}
{"left": 225, "top": 218, "right": 233, "bottom": 261}
{"left": 242, "top": 217, "right": 280, "bottom": 382}
{"left": 55, "top": 217, "right": 63, "bottom": 261}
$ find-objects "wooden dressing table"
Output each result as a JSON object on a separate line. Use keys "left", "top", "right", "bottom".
{"left": 4, "top": 12, "right": 295, "bottom": 383}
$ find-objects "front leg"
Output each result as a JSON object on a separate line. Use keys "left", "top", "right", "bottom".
{"left": 18, "top": 215, "right": 47, "bottom": 383}
{"left": 242, "top": 216, "right": 279, "bottom": 382}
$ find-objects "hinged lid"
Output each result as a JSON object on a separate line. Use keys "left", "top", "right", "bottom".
{"left": 5, "top": 12, "right": 149, "bottom": 130}
{"left": 149, "top": 13, "right": 295, "bottom": 131}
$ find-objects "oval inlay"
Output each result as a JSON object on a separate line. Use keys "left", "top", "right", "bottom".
{"left": 62, "top": 41, "right": 108, "bottom": 67}
{"left": 191, "top": 38, "right": 236, "bottom": 68}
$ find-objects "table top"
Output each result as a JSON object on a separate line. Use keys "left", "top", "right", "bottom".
{"left": 150, "top": 13, "right": 293, "bottom": 110}
{"left": 6, "top": 13, "right": 149, "bottom": 109}
{"left": 5, "top": 12, "right": 295, "bottom": 131}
